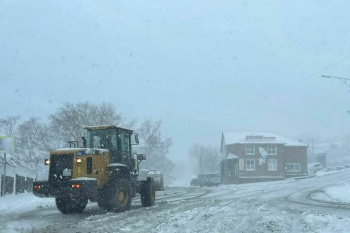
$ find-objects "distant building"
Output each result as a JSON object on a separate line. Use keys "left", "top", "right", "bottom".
{"left": 325, "top": 144, "right": 350, "bottom": 168}
{"left": 308, "top": 141, "right": 350, "bottom": 168}
{"left": 220, "top": 132, "right": 308, "bottom": 184}
{"left": 315, "top": 153, "right": 327, "bottom": 168}
{"left": 0, "top": 157, "right": 36, "bottom": 196}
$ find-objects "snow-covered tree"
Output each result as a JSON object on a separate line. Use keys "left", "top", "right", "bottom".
{"left": 15, "top": 118, "right": 48, "bottom": 170}
{"left": 0, "top": 115, "right": 20, "bottom": 137}
{"left": 0, "top": 116, "right": 52, "bottom": 171}
{"left": 137, "top": 119, "right": 173, "bottom": 172}
{"left": 49, "top": 102, "right": 135, "bottom": 144}
{"left": 0, "top": 104, "right": 174, "bottom": 174}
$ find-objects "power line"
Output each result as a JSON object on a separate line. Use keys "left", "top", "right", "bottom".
{"left": 321, "top": 75, "right": 350, "bottom": 89}
{"left": 283, "top": 57, "right": 350, "bottom": 89}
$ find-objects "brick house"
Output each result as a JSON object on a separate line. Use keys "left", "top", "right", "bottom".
{"left": 220, "top": 132, "right": 308, "bottom": 184}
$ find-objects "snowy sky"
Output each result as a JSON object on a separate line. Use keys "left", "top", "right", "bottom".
{"left": 1, "top": 1, "right": 350, "bottom": 162}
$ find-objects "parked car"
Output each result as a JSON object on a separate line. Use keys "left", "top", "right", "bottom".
{"left": 308, "top": 162, "right": 323, "bottom": 175}
{"left": 190, "top": 178, "right": 198, "bottom": 186}
{"left": 148, "top": 170, "right": 165, "bottom": 191}
{"left": 197, "top": 173, "right": 220, "bottom": 187}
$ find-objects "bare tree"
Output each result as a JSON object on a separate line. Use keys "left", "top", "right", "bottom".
{"left": 189, "top": 143, "right": 220, "bottom": 174}
{"left": 0, "top": 115, "right": 64, "bottom": 170}
{"left": 15, "top": 118, "right": 48, "bottom": 170}
{"left": 49, "top": 102, "right": 134, "bottom": 144}
{"left": 137, "top": 119, "right": 173, "bottom": 172}
{"left": 0, "top": 115, "right": 20, "bottom": 136}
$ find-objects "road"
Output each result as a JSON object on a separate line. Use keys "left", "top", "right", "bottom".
{"left": 3, "top": 170, "right": 350, "bottom": 233}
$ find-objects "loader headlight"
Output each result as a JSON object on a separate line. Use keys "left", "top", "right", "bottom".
{"left": 44, "top": 159, "right": 50, "bottom": 165}
{"left": 76, "top": 158, "right": 82, "bottom": 163}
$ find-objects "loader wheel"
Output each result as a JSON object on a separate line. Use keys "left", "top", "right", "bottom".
{"left": 104, "top": 179, "right": 132, "bottom": 212}
{"left": 141, "top": 177, "right": 156, "bottom": 207}
{"left": 97, "top": 192, "right": 108, "bottom": 209}
{"left": 55, "top": 196, "right": 88, "bottom": 214}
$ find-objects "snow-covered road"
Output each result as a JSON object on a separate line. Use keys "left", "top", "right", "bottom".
{"left": 2, "top": 170, "right": 350, "bottom": 233}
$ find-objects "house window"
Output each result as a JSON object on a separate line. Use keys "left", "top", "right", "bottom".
{"left": 267, "top": 145, "right": 277, "bottom": 155}
{"left": 246, "top": 159, "right": 255, "bottom": 170}
{"left": 245, "top": 144, "right": 255, "bottom": 155}
{"left": 285, "top": 163, "right": 300, "bottom": 172}
{"left": 268, "top": 159, "right": 277, "bottom": 171}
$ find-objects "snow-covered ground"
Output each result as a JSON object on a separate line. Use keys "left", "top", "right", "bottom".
{"left": 2, "top": 169, "right": 350, "bottom": 232}
{"left": 0, "top": 191, "right": 55, "bottom": 214}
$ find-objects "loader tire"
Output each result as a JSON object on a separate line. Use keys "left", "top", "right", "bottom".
{"left": 141, "top": 177, "right": 156, "bottom": 207}
{"left": 97, "top": 192, "right": 108, "bottom": 210}
{"left": 103, "top": 179, "right": 132, "bottom": 212}
{"left": 55, "top": 196, "right": 88, "bottom": 214}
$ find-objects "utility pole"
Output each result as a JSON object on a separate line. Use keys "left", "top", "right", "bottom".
{"left": 200, "top": 146, "right": 203, "bottom": 174}
{"left": 312, "top": 138, "right": 315, "bottom": 162}
{"left": 0, "top": 137, "right": 15, "bottom": 197}
{"left": 322, "top": 75, "right": 350, "bottom": 90}
{"left": 2, "top": 153, "right": 6, "bottom": 197}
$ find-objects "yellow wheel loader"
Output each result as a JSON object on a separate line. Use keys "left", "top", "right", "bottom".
{"left": 33, "top": 125, "right": 155, "bottom": 214}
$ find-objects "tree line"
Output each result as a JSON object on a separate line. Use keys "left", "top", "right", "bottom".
{"left": 188, "top": 143, "right": 220, "bottom": 174}
{"left": 0, "top": 102, "right": 173, "bottom": 177}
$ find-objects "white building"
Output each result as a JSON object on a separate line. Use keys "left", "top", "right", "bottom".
{"left": 0, "top": 157, "right": 37, "bottom": 196}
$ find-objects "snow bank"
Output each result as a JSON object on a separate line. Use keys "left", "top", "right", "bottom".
{"left": 324, "top": 183, "right": 350, "bottom": 203}
{"left": 309, "top": 168, "right": 350, "bottom": 203}
{"left": 315, "top": 169, "right": 341, "bottom": 176}
{"left": 0, "top": 192, "right": 55, "bottom": 214}
{"left": 304, "top": 213, "right": 350, "bottom": 232}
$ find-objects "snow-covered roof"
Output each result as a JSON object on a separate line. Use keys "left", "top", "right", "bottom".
{"left": 222, "top": 131, "right": 307, "bottom": 147}
{"left": 108, "top": 163, "right": 127, "bottom": 167}
{"left": 71, "top": 177, "right": 97, "bottom": 181}
{"left": 54, "top": 148, "right": 109, "bottom": 155}
{"left": 84, "top": 125, "right": 133, "bottom": 132}
{"left": 226, "top": 153, "right": 239, "bottom": 159}
{"left": 56, "top": 148, "right": 87, "bottom": 151}
{"left": 148, "top": 170, "right": 162, "bottom": 174}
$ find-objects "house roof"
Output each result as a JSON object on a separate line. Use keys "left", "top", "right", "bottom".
{"left": 227, "top": 153, "right": 239, "bottom": 159}
{"left": 222, "top": 131, "right": 307, "bottom": 147}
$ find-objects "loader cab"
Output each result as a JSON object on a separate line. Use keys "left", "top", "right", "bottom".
{"left": 84, "top": 125, "right": 138, "bottom": 171}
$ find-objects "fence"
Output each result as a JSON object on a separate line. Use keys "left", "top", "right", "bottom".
{"left": 1, "top": 174, "right": 34, "bottom": 196}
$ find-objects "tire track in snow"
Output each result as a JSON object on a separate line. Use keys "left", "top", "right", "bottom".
{"left": 37, "top": 187, "right": 211, "bottom": 233}
{"left": 284, "top": 185, "right": 350, "bottom": 217}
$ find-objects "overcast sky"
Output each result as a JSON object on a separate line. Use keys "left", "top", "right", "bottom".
{"left": 1, "top": 0, "right": 350, "bottom": 162}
